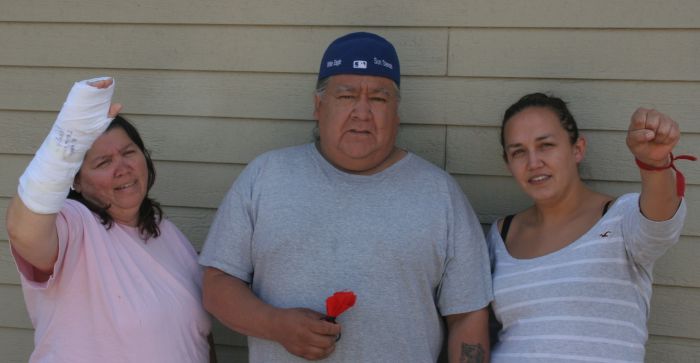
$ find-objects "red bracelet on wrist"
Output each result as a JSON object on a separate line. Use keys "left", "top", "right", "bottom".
{"left": 635, "top": 153, "right": 697, "bottom": 197}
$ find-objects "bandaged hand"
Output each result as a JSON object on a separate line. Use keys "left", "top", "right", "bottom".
{"left": 18, "top": 77, "right": 117, "bottom": 214}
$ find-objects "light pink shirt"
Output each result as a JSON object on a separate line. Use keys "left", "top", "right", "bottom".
{"left": 12, "top": 200, "right": 211, "bottom": 363}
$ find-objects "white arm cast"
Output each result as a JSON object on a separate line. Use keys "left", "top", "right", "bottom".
{"left": 18, "top": 77, "right": 115, "bottom": 214}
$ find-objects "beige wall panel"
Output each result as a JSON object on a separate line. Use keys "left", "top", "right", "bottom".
{"left": 3, "top": 1, "right": 700, "bottom": 28}
{"left": 161, "top": 206, "right": 217, "bottom": 251}
{"left": 0, "top": 285, "right": 32, "bottom": 329}
{"left": 0, "top": 241, "right": 21, "bottom": 285}
{"left": 3, "top": 68, "right": 700, "bottom": 131}
{"left": 405, "top": 77, "right": 700, "bottom": 130}
{"left": 211, "top": 321, "right": 250, "bottom": 361}
{"left": 449, "top": 29, "right": 700, "bottom": 81}
{"left": 0, "top": 113, "right": 445, "bottom": 166}
{"left": 137, "top": 118, "right": 314, "bottom": 164}
{"left": 0, "top": 327, "right": 33, "bottom": 363}
{"left": 212, "top": 320, "right": 247, "bottom": 347}
{"left": 1, "top": 111, "right": 61, "bottom": 154}
{"left": 397, "top": 125, "right": 446, "bottom": 168}
{"left": 0, "top": 68, "right": 317, "bottom": 121}
{"left": 0, "top": 113, "right": 444, "bottom": 168}
{"left": 0, "top": 156, "right": 24, "bottom": 197}
{"left": 0, "top": 198, "right": 8, "bottom": 240}
{"left": 646, "top": 335, "right": 700, "bottom": 363}
{"left": 583, "top": 131, "right": 699, "bottom": 183}
{"left": 654, "top": 237, "right": 700, "bottom": 289}
{"left": 0, "top": 24, "right": 446, "bottom": 76}
{"left": 152, "top": 162, "right": 244, "bottom": 209}
{"left": 0, "top": 111, "right": 51, "bottom": 154}
{"left": 214, "top": 345, "right": 249, "bottom": 362}
{"left": 453, "top": 174, "right": 531, "bottom": 223}
{"left": 0, "top": 111, "right": 315, "bottom": 163}
{"left": 648, "top": 285, "right": 700, "bottom": 339}
{"left": 453, "top": 1, "right": 700, "bottom": 28}
{"left": 446, "top": 126, "right": 700, "bottom": 183}
{"left": 445, "top": 126, "right": 508, "bottom": 176}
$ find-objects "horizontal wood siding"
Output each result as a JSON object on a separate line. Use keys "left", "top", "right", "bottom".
{"left": 3, "top": 69, "right": 700, "bottom": 130}
{"left": 0, "top": 327, "right": 34, "bottom": 363}
{"left": 3, "top": 1, "right": 700, "bottom": 28}
{"left": 1, "top": 1, "right": 697, "bottom": 361}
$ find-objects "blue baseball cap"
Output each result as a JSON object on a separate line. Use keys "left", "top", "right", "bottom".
{"left": 318, "top": 32, "right": 400, "bottom": 87}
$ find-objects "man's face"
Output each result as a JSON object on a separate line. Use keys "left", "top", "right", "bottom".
{"left": 314, "top": 74, "right": 400, "bottom": 174}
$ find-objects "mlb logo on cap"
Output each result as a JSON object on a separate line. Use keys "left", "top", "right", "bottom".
{"left": 318, "top": 32, "right": 401, "bottom": 86}
{"left": 353, "top": 60, "right": 368, "bottom": 69}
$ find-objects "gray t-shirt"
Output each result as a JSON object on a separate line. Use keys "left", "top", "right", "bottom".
{"left": 199, "top": 143, "right": 493, "bottom": 362}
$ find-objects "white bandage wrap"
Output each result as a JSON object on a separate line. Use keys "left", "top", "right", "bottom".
{"left": 18, "top": 77, "right": 115, "bottom": 214}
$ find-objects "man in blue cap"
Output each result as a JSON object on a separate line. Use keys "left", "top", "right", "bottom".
{"left": 200, "top": 32, "right": 493, "bottom": 362}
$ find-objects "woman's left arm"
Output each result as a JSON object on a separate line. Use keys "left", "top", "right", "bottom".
{"left": 626, "top": 108, "right": 689, "bottom": 221}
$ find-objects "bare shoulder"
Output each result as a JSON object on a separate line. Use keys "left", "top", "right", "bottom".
{"left": 589, "top": 191, "right": 616, "bottom": 213}
{"left": 497, "top": 205, "right": 534, "bottom": 235}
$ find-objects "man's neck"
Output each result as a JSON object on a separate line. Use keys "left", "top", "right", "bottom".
{"left": 315, "top": 143, "right": 406, "bottom": 175}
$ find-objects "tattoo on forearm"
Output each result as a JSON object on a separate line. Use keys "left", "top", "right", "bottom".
{"left": 459, "top": 343, "right": 485, "bottom": 363}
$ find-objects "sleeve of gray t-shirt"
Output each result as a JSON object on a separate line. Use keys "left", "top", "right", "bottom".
{"left": 437, "top": 177, "right": 494, "bottom": 316}
{"left": 198, "top": 157, "right": 260, "bottom": 283}
{"left": 622, "top": 194, "right": 686, "bottom": 275}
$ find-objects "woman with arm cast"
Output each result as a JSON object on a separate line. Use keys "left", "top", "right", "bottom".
{"left": 6, "top": 78, "right": 212, "bottom": 363}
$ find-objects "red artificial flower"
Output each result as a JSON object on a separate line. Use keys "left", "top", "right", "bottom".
{"left": 325, "top": 291, "right": 356, "bottom": 320}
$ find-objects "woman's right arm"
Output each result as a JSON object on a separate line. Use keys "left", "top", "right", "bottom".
{"left": 5, "top": 78, "right": 119, "bottom": 275}
{"left": 626, "top": 108, "right": 684, "bottom": 220}
{"left": 5, "top": 198, "right": 59, "bottom": 274}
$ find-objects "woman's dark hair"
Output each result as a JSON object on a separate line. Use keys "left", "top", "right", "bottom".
{"left": 500, "top": 92, "right": 580, "bottom": 159}
{"left": 68, "top": 115, "right": 162, "bottom": 240}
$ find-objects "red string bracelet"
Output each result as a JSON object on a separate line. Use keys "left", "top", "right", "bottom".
{"left": 635, "top": 153, "right": 697, "bottom": 197}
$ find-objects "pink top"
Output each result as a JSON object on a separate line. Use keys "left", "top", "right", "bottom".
{"left": 12, "top": 200, "right": 211, "bottom": 363}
